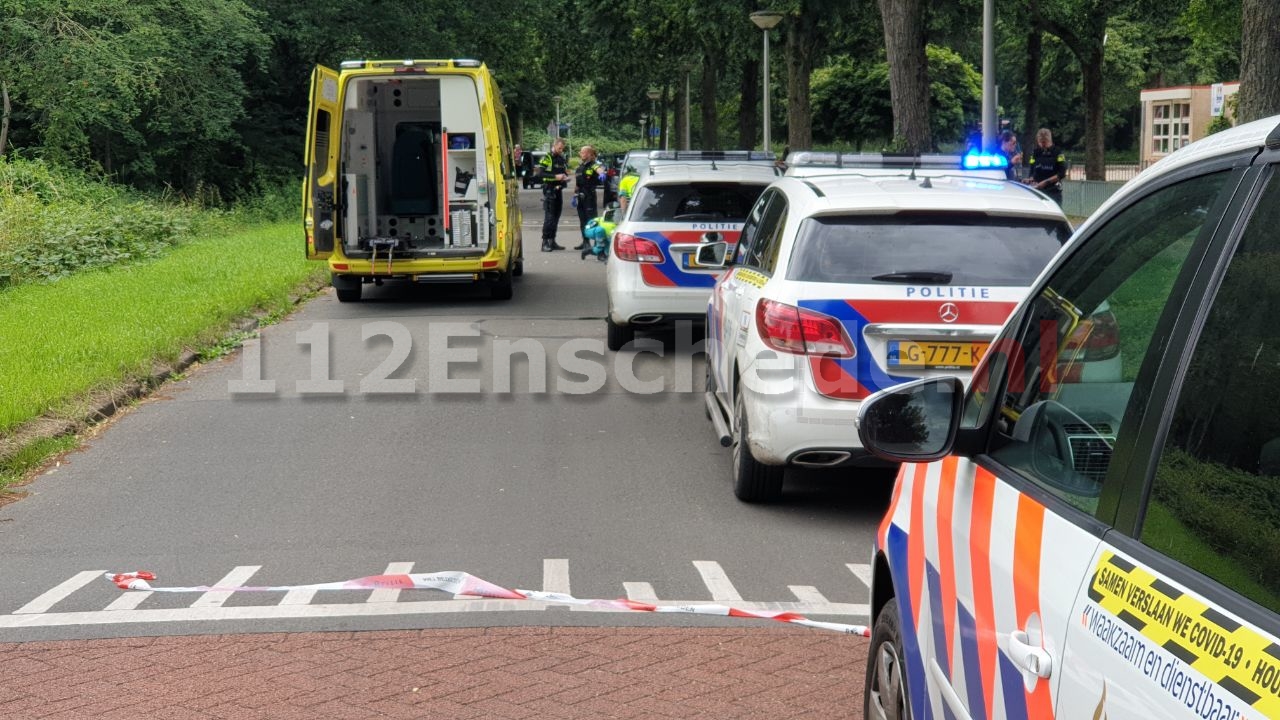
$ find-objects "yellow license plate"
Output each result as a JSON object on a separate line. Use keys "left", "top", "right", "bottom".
{"left": 889, "top": 340, "right": 988, "bottom": 369}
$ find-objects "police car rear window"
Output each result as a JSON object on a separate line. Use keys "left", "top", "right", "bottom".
{"left": 630, "top": 183, "right": 768, "bottom": 223}
{"left": 785, "top": 213, "right": 1070, "bottom": 286}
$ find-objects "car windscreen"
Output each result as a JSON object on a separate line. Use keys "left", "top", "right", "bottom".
{"left": 785, "top": 213, "right": 1070, "bottom": 286}
{"left": 630, "top": 182, "right": 768, "bottom": 223}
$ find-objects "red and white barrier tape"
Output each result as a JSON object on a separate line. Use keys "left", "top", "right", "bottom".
{"left": 105, "top": 570, "right": 870, "bottom": 636}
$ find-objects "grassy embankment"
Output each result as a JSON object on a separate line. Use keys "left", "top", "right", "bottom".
{"left": 0, "top": 159, "right": 326, "bottom": 491}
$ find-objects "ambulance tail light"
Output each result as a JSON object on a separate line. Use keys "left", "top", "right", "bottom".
{"left": 756, "top": 299, "right": 854, "bottom": 358}
{"left": 613, "top": 232, "right": 663, "bottom": 263}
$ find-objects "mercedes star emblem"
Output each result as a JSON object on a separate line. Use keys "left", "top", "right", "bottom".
{"left": 939, "top": 303, "right": 960, "bottom": 323}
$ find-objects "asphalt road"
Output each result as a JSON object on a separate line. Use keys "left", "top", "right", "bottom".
{"left": 0, "top": 186, "right": 896, "bottom": 644}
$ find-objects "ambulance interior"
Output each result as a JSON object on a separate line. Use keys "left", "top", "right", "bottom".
{"left": 339, "top": 75, "right": 489, "bottom": 257}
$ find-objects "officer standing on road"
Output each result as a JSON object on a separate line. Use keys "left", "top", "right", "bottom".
{"left": 573, "top": 145, "right": 604, "bottom": 252}
{"left": 1026, "top": 127, "right": 1066, "bottom": 206}
{"left": 998, "top": 130, "right": 1022, "bottom": 181}
{"left": 539, "top": 138, "right": 569, "bottom": 251}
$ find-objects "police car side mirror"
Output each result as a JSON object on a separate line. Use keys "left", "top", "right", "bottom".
{"left": 857, "top": 377, "right": 964, "bottom": 462}
{"left": 696, "top": 241, "right": 729, "bottom": 268}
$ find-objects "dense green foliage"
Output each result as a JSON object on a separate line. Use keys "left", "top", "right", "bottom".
{"left": 0, "top": 0, "right": 1264, "bottom": 198}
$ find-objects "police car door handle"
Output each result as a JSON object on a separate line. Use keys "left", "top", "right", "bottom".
{"left": 1008, "top": 630, "right": 1053, "bottom": 678}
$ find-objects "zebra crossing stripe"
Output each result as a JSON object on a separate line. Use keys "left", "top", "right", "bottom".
{"left": 97, "top": 567, "right": 871, "bottom": 636}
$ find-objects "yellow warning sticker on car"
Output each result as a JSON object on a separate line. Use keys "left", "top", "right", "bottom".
{"left": 1085, "top": 550, "right": 1280, "bottom": 719}
{"left": 735, "top": 269, "right": 768, "bottom": 288}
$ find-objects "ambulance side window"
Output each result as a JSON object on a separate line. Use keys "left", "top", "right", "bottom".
{"left": 982, "top": 170, "right": 1234, "bottom": 515}
{"left": 1146, "top": 174, "right": 1280, "bottom": 614}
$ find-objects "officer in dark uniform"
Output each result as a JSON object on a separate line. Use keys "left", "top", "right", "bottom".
{"left": 539, "top": 138, "right": 569, "bottom": 251}
{"left": 1026, "top": 127, "right": 1067, "bottom": 206}
{"left": 573, "top": 145, "right": 604, "bottom": 253}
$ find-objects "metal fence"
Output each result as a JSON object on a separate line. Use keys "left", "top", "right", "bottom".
{"left": 1059, "top": 163, "right": 1154, "bottom": 220}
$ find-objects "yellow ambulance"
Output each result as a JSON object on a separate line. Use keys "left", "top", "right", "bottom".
{"left": 303, "top": 59, "right": 522, "bottom": 301}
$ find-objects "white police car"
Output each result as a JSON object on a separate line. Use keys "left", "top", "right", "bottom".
{"left": 699, "top": 153, "right": 1072, "bottom": 502}
{"left": 857, "top": 116, "right": 1280, "bottom": 720}
{"left": 605, "top": 151, "right": 780, "bottom": 351}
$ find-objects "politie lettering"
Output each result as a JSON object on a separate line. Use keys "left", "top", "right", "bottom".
{"left": 905, "top": 286, "right": 991, "bottom": 299}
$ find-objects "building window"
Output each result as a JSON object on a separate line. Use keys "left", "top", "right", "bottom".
{"left": 1152, "top": 102, "right": 1191, "bottom": 155}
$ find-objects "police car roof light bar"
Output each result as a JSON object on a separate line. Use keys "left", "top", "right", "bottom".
{"left": 648, "top": 150, "right": 775, "bottom": 162}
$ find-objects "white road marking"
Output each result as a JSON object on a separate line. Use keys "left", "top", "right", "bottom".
{"left": 789, "top": 586, "right": 828, "bottom": 605}
{"left": 279, "top": 587, "right": 317, "bottom": 606}
{"left": 846, "top": 563, "right": 872, "bottom": 588}
{"left": 693, "top": 561, "right": 743, "bottom": 602}
{"left": 14, "top": 571, "right": 104, "bottom": 614}
{"left": 105, "top": 590, "right": 151, "bottom": 611}
{"left": 190, "top": 566, "right": 261, "bottom": 609}
{"left": 1, "top": 561, "right": 872, "bottom": 629}
{"left": 624, "top": 582, "right": 658, "bottom": 602}
{"left": 543, "top": 558, "right": 570, "bottom": 595}
{"left": 367, "top": 562, "right": 414, "bottom": 603}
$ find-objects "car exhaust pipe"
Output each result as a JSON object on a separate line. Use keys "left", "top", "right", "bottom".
{"left": 704, "top": 392, "right": 732, "bottom": 447}
{"left": 792, "top": 451, "right": 852, "bottom": 467}
{"left": 629, "top": 314, "right": 663, "bottom": 325}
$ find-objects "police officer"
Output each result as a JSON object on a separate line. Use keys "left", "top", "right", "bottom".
{"left": 1026, "top": 127, "right": 1067, "bottom": 206}
{"left": 539, "top": 138, "right": 569, "bottom": 251}
{"left": 573, "top": 145, "right": 605, "bottom": 253}
{"left": 998, "top": 130, "right": 1022, "bottom": 181}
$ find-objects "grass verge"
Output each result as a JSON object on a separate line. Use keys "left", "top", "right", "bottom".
{"left": 0, "top": 221, "right": 327, "bottom": 486}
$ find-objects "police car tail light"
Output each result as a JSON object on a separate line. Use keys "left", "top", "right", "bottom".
{"left": 1058, "top": 309, "right": 1121, "bottom": 382}
{"left": 755, "top": 300, "right": 854, "bottom": 358}
{"left": 613, "top": 232, "right": 663, "bottom": 263}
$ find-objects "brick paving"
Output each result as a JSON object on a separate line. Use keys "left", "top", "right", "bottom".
{"left": 0, "top": 627, "right": 869, "bottom": 719}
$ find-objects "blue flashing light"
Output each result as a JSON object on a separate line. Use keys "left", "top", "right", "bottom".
{"left": 962, "top": 152, "right": 1008, "bottom": 170}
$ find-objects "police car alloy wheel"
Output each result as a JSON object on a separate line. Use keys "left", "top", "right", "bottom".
{"left": 865, "top": 601, "right": 910, "bottom": 720}
{"left": 606, "top": 317, "right": 635, "bottom": 352}
{"left": 732, "top": 385, "right": 783, "bottom": 502}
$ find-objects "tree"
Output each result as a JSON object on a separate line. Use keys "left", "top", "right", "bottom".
{"left": 877, "top": 0, "right": 931, "bottom": 152}
{"left": 1237, "top": 0, "right": 1280, "bottom": 123}
{"left": 1038, "top": 0, "right": 1116, "bottom": 180}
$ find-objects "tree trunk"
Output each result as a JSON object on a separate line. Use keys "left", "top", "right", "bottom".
{"left": 738, "top": 58, "right": 760, "bottom": 151}
{"left": 1082, "top": 43, "right": 1105, "bottom": 180}
{"left": 700, "top": 55, "right": 720, "bottom": 150}
{"left": 1023, "top": 0, "right": 1041, "bottom": 162}
{"left": 785, "top": 10, "right": 818, "bottom": 152}
{"left": 675, "top": 74, "right": 687, "bottom": 151}
{"left": 877, "top": 0, "right": 931, "bottom": 153}
{"left": 1238, "top": 0, "right": 1280, "bottom": 123}
{"left": 0, "top": 81, "right": 9, "bottom": 158}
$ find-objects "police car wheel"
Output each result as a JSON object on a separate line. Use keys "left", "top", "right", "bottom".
{"left": 606, "top": 317, "right": 634, "bottom": 352}
{"left": 865, "top": 601, "right": 910, "bottom": 720}
{"left": 490, "top": 271, "right": 514, "bottom": 301}
{"left": 732, "top": 387, "right": 783, "bottom": 503}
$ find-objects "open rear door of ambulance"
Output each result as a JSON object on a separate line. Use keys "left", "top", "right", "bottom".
{"left": 304, "top": 65, "right": 341, "bottom": 260}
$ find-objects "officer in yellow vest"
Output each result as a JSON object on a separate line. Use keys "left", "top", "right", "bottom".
{"left": 538, "top": 138, "right": 570, "bottom": 251}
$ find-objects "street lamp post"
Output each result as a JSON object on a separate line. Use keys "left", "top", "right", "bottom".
{"left": 553, "top": 95, "right": 562, "bottom": 138}
{"left": 750, "top": 11, "right": 783, "bottom": 153}
{"left": 639, "top": 113, "right": 648, "bottom": 148}
{"left": 646, "top": 88, "right": 661, "bottom": 150}
{"left": 681, "top": 62, "right": 695, "bottom": 150}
